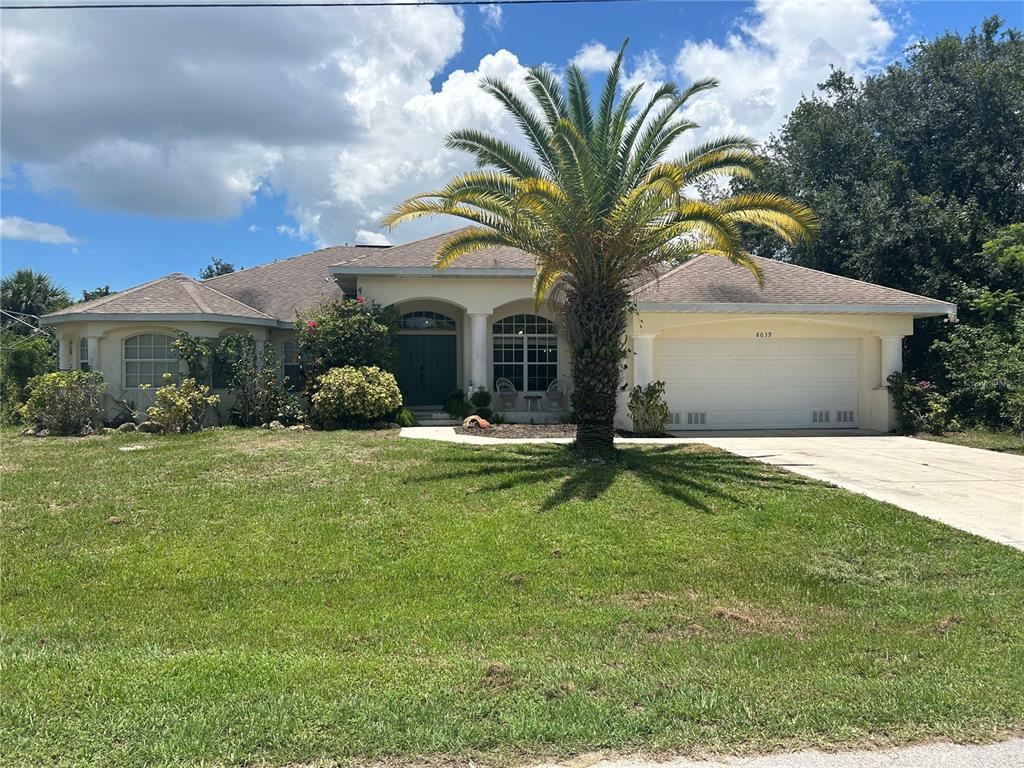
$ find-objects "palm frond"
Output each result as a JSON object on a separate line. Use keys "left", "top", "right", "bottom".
{"left": 445, "top": 129, "right": 543, "bottom": 179}
{"left": 719, "top": 192, "right": 819, "bottom": 244}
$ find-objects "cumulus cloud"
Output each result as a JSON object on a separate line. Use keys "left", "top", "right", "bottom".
{"left": 571, "top": 42, "right": 618, "bottom": 73}
{"left": 355, "top": 229, "right": 391, "bottom": 246}
{"left": 0, "top": 216, "right": 77, "bottom": 244}
{"left": 673, "top": 0, "right": 895, "bottom": 141}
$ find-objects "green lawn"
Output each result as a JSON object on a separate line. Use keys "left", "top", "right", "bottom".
{"left": 2, "top": 428, "right": 1023, "bottom": 767}
{"left": 918, "top": 428, "right": 1024, "bottom": 455}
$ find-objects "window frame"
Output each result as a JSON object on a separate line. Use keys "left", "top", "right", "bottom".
{"left": 78, "top": 338, "right": 90, "bottom": 371}
{"left": 398, "top": 310, "right": 456, "bottom": 331}
{"left": 491, "top": 314, "right": 558, "bottom": 393}
{"left": 123, "top": 333, "right": 180, "bottom": 389}
{"left": 282, "top": 339, "right": 304, "bottom": 392}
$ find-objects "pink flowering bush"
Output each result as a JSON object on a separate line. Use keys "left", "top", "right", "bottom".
{"left": 295, "top": 298, "right": 398, "bottom": 390}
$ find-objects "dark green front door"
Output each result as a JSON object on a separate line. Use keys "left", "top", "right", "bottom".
{"left": 396, "top": 335, "right": 457, "bottom": 407}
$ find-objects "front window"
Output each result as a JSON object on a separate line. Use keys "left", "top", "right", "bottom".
{"left": 123, "top": 333, "right": 178, "bottom": 388}
{"left": 282, "top": 340, "right": 304, "bottom": 392}
{"left": 78, "top": 338, "right": 90, "bottom": 371}
{"left": 492, "top": 314, "right": 558, "bottom": 392}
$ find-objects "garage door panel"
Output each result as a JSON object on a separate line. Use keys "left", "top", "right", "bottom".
{"left": 659, "top": 338, "right": 859, "bottom": 430}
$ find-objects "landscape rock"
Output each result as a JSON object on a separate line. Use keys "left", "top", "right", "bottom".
{"left": 268, "top": 420, "right": 286, "bottom": 430}
{"left": 462, "top": 415, "right": 491, "bottom": 430}
{"left": 138, "top": 421, "right": 163, "bottom": 434}
{"left": 20, "top": 427, "right": 38, "bottom": 437}
{"left": 36, "top": 429, "right": 50, "bottom": 437}
{"left": 78, "top": 425, "right": 95, "bottom": 436}
{"left": 116, "top": 422, "right": 138, "bottom": 433}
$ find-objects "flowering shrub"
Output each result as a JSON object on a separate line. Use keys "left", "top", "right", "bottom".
{"left": 21, "top": 370, "right": 105, "bottom": 435}
{"left": 627, "top": 380, "right": 670, "bottom": 436}
{"left": 887, "top": 372, "right": 951, "bottom": 435}
{"left": 146, "top": 374, "right": 220, "bottom": 433}
{"left": 295, "top": 298, "right": 398, "bottom": 388}
{"left": 311, "top": 366, "right": 402, "bottom": 427}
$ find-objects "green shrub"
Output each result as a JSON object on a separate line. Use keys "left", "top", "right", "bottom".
{"left": 469, "top": 387, "right": 493, "bottom": 420}
{"left": 1, "top": 332, "right": 56, "bottom": 424}
{"left": 443, "top": 388, "right": 471, "bottom": 419}
{"left": 393, "top": 407, "right": 417, "bottom": 427}
{"left": 1002, "top": 389, "right": 1024, "bottom": 441}
{"left": 216, "top": 334, "right": 304, "bottom": 427}
{"left": 887, "top": 372, "right": 951, "bottom": 435}
{"left": 21, "top": 371, "right": 105, "bottom": 435}
{"left": 295, "top": 298, "right": 398, "bottom": 387}
{"left": 146, "top": 375, "right": 220, "bottom": 433}
{"left": 311, "top": 366, "right": 402, "bottom": 427}
{"left": 627, "top": 380, "right": 670, "bottom": 436}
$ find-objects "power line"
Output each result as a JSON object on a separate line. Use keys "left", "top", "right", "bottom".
{"left": 2, "top": 0, "right": 648, "bottom": 9}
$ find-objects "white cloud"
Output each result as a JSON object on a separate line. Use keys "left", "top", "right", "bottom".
{"left": 479, "top": 5, "right": 503, "bottom": 30}
{"left": 571, "top": 42, "right": 618, "bottom": 73}
{"left": 0, "top": 216, "right": 77, "bottom": 244}
{"left": 355, "top": 229, "right": 391, "bottom": 246}
{"left": 673, "top": 0, "right": 895, "bottom": 142}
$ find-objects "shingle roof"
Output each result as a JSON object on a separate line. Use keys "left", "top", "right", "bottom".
{"left": 330, "top": 229, "right": 537, "bottom": 272}
{"left": 43, "top": 273, "right": 276, "bottom": 322}
{"left": 204, "top": 245, "right": 383, "bottom": 321}
{"left": 632, "top": 253, "right": 955, "bottom": 311}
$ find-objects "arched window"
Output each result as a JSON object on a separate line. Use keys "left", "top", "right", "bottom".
{"left": 123, "top": 333, "right": 178, "bottom": 388}
{"left": 399, "top": 310, "right": 456, "bottom": 331}
{"left": 492, "top": 314, "right": 558, "bottom": 392}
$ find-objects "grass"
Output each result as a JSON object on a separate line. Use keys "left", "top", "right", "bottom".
{"left": 2, "top": 428, "right": 1023, "bottom": 767}
{"left": 917, "top": 427, "right": 1024, "bottom": 455}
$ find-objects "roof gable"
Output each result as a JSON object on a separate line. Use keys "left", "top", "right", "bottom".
{"left": 43, "top": 273, "right": 274, "bottom": 322}
{"left": 632, "top": 254, "right": 954, "bottom": 313}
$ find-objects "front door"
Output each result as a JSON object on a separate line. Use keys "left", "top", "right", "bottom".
{"left": 396, "top": 335, "right": 457, "bottom": 407}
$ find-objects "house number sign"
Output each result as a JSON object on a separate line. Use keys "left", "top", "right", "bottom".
{"left": 755, "top": 331, "right": 773, "bottom": 338}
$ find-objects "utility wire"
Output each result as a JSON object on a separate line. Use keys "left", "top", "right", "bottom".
{"left": 2, "top": 0, "right": 648, "bottom": 10}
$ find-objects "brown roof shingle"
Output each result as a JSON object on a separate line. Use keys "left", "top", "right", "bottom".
{"left": 632, "top": 254, "right": 954, "bottom": 310}
{"left": 43, "top": 273, "right": 275, "bottom": 322}
{"left": 204, "top": 245, "right": 384, "bottom": 321}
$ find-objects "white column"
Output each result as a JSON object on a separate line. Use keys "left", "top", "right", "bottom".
{"left": 468, "top": 312, "right": 489, "bottom": 391}
{"left": 85, "top": 336, "right": 100, "bottom": 372}
{"left": 58, "top": 336, "right": 72, "bottom": 370}
{"left": 880, "top": 335, "right": 904, "bottom": 385}
{"left": 633, "top": 334, "right": 656, "bottom": 388}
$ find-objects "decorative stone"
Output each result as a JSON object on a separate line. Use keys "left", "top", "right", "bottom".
{"left": 36, "top": 429, "right": 50, "bottom": 437}
{"left": 116, "top": 422, "right": 138, "bottom": 433}
{"left": 267, "top": 420, "right": 286, "bottom": 430}
{"left": 462, "top": 415, "right": 491, "bottom": 430}
{"left": 78, "top": 425, "right": 96, "bottom": 436}
{"left": 138, "top": 421, "right": 163, "bottom": 434}
{"left": 20, "top": 427, "right": 38, "bottom": 437}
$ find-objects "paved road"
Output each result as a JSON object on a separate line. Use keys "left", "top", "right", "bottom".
{"left": 532, "top": 738, "right": 1024, "bottom": 768}
{"left": 692, "top": 433, "right": 1024, "bottom": 551}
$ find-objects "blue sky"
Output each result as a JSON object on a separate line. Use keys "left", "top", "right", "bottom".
{"left": 1, "top": 0, "right": 1019, "bottom": 297}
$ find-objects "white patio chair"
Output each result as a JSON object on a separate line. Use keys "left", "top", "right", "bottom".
{"left": 545, "top": 377, "right": 565, "bottom": 411}
{"left": 495, "top": 378, "right": 517, "bottom": 410}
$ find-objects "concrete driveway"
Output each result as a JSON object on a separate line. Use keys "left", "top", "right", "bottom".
{"left": 686, "top": 431, "right": 1024, "bottom": 551}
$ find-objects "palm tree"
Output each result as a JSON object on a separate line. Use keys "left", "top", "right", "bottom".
{"left": 384, "top": 43, "right": 816, "bottom": 458}
{"left": 1, "top": 269, "right": 72, "bottom": 332}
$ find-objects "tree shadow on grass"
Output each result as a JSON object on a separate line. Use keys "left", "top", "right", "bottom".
{"left": 412, "top": 444, "right": 810, "bottom": 513}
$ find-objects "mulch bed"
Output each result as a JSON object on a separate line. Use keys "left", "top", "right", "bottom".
{"left": 454, "top": 424, "right": 577, "bottom": 439}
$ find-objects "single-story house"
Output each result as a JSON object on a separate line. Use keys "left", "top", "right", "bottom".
{"left": 40, "top": 229, "right": 956, "bottom": 431}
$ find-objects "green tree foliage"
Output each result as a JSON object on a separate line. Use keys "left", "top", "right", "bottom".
{"left": 295, "top": 298, "right": 398, "bottom": 386}
{"left": 384, "top": 41, "right": 814, "bottom": 457}
{"left": 744, "top": 17, "right": 1023, "bottom": 375}
{"left": 199, "top": 258, "right": 236, "bottom": 280}
{"left": 80, "top": 286, "right": 111, "bottom": 303}
{"left": 1, "top": 269, "right": 72, "bottom": 332}
{"left": 1, "top": 331, "right": 56, "bottom": 423}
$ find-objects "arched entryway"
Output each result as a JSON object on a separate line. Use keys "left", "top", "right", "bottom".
{"left": 394, "top": 308, "right": 459, "bottom": 407}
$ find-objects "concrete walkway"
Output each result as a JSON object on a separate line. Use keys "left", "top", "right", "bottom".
{"left": 530, "top": 738, "right": 1024, "bottom": 768}
{"left": 399, "top": 427, "right": 1024, "bottom": 551}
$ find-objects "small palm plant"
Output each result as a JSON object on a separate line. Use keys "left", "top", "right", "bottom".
{"left": 384, "top": 42, "right": 816, "bottom": 458}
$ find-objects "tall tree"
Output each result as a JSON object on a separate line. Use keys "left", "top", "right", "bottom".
{"left": 741, "top": 17, "right": 1023, "bottom": 372}
{"left": 199, "top": 257, "right": 236, "bottom": 280}
{"left": 81, "top": 285, "right": 111, "bottom": 303}
{"left": 0, "top": 269, "right": 72, "bottom": 332}
{"left": 385, "top": 43, "right": 815, "bottom": 458}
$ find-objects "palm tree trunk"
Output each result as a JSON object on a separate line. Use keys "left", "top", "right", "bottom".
{"left": 566, "top": 286, "right": 629, "bottom": 460}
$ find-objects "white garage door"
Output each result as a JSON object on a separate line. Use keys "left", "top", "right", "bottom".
{"left": 658, "top": 338, "right": 859, "bottom": 430}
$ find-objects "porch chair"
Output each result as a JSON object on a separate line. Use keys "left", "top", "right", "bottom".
{"left": 545, "top": 377, "right": 565, "bottom": 411}
{"left": 495, "top": 378, "right": 518, "bottom": 410}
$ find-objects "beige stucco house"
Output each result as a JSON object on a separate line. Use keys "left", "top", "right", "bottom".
{"left": 40, "top": 229, "right": 956, "bottom": 431}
